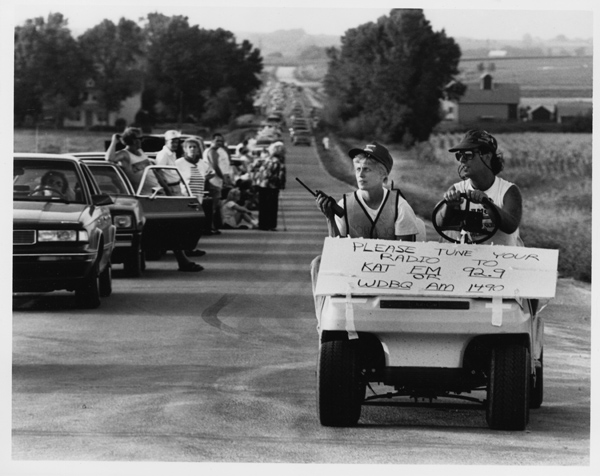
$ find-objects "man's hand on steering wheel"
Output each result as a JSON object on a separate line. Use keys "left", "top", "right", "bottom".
{"left": 444, "top": 187, "right": 489, "bottom": 206}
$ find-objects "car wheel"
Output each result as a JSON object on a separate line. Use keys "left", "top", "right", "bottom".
{"left": 123, "top": 243, "right": 142, "bottom": 277}
{"left": 99, "top": 262, "right": 112, "bottom": 297}
{"left": 486, "top": 343, "right": 530, "bottom": 430}
{"left": 317, "top": 340, "right": 365, "bottom": 427}
{"left": 75, "top": 263, "right": 101, "bottom": 309}
{"left": 529, "top": 350, "right": 543, "bottom": 409}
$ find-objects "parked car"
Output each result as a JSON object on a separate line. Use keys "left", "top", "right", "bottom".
{"left": 72, "top": 153, "right": 207, "bottom": 267}
{"left": 70, "top": 154, "right": 145, "bottom": 276}
{"left": 292, "top": 130, "right": 312, "bottom": 146}
{"left": 13, "top": 153, "right": 116, "bottom": 308}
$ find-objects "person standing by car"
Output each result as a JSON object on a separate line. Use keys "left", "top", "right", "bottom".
{"left": 255, "top": 142, "right": 286, "bottom": 231}
{"left": 203, "top": 133, "right": 233, "bottom": 233}
{"left": 105, "top": 127, "right": 161, "bottom": 195}
{"left": 437, "top": 129, "right": 523, "bottom": 246}
{"left": 176, "top": 137, "right": 214, "bottom": 257}
{"left": 107, "top": 127, "right": 203, "bottom": 272}
{"left": 155, "top": 130, "right": 184, "bottom": 195}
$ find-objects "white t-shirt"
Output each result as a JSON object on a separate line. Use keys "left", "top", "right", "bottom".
{"left": 155, "top": 146, "right": 180, "bottom": 184}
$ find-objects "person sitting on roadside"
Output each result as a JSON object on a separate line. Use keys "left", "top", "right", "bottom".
{"left": 221, "top": 188, "right": 259, "bottom": 229}
{"left": 437, "top": 129, "right": 523, "bottom": 246}
{"left": 155, "top": 130, "right": 184, "bottom": 195}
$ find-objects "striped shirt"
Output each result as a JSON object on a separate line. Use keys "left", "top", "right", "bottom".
{"left": 188, "top": 163, "right": 205, "bottom": 198}
{"left": 176, "top": 157, "right": 210, "bottom": 203}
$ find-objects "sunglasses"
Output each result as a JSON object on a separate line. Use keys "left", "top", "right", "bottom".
{"left": 455, "top": 151, "right": 480, "bottom": 162}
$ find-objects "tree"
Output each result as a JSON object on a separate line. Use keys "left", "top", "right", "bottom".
{"left": 323, "top": 9, "right": 462, "bottom": 145}
{"left": 14, "top": 13, "right": 88, "bottom": 126}
{"left": 78, "top": 18, "right": 145, "bottom": 124}
{"left": 143, "top": 14, "right": 263, "bottom": 126}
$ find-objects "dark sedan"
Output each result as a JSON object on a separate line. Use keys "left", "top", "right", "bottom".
{"left": 13, "top": 154, "right": 116, "bottom": 308}
{"left": 71, "top": 154, "right": 146, "bottom": 276}
{"left": 72, "top": 153, "right": 206, "bottom": 266}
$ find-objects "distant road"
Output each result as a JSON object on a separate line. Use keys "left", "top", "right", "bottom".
{"left": 274, "top": 66, "right": 323, "bottom": 108}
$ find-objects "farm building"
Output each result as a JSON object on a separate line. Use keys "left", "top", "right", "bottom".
{"left": 555, "top": 101, "right": 593, "bottom": 124}
{"left": 530, "top": 105, "right": 555, "bottom": 123}
{"left": 443, "top": 73, "right": 521, "bottom": 124}
{"left": 60, "top": 78, "right": 142, "bottom": 129}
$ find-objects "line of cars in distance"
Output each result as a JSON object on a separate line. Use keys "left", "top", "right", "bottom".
{"left": 13, "top": 137, "right": 207, "bottom": 308}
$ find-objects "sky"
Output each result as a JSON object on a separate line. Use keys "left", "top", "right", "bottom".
{"left": 7, "top": 0, "right": 596, "bottom": 40}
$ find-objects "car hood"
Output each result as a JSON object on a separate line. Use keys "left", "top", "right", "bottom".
{"left": 13, "top": 201, "right": 86, "bottom": 225}
{"left": 110, "top": 196, "right": 140, "bottom": 211}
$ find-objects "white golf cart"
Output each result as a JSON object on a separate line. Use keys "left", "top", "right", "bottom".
{"left": 314, "top": 195, "right": 558, "bottom": 430}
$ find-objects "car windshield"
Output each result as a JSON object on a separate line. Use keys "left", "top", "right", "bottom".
{"left": 14, "top": 159, "right": 85, "bottom": 203}
{"left": 87, "top": 164, "right": 132, "bottom": 195}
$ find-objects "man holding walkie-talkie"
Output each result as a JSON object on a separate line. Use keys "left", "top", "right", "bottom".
{"left": 306, "top": 141, "right": 423, "bottom": 326}
{"left": 311, "top": 141, "right": 420, "bottom": 241}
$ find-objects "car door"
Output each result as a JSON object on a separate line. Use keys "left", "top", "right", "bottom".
{"left": 135, "top": 166, "right": 204, "bottom": 251}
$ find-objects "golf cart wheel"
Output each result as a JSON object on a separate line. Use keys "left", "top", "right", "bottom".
{"left": 486, "top": 343, "right": 531, "bottom": 430}
{"left": 529, "top": 351, "right": 544, "bottom": 409}
{"left": 317, "top": 340, "right": 365, "bottom": 427}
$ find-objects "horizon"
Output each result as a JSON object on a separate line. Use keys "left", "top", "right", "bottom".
{"left": 10, "top": 2, "right": 595, "bottom": 42}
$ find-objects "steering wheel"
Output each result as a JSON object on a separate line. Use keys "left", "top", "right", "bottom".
{"left": 431, "top": 192, "right": 501, "bottom": 244}
{"left": 28, "top": 186, "right": 68, "bottom": 200}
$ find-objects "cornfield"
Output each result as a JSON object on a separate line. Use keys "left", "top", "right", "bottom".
{"left": 425, "top": 132, "right": 592, "bottom": 180}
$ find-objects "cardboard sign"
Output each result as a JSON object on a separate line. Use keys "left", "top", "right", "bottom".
{"left": 315, "top": 237, "right": 559, "bottom": 299}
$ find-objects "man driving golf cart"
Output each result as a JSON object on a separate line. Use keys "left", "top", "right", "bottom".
{"left": 311, "top": 131, "right": 558, "bottom": 431}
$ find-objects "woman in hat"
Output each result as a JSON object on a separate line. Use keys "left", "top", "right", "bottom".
{"left": 438, "top": 129, "right": 523, "bottom": 246}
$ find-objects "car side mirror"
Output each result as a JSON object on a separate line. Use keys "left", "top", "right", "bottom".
{"left": 92, "top": 193, "right": 114, "bottom": 206}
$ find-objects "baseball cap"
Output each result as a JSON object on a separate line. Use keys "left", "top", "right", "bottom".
{"left": 448, "top": 129, "right": 498, "bottom": 152}
{"left": 164, "top": 130, "right": 181, "bottom": 140}
{"left": 348, "top": 141, "right": 393, "bottom": 173}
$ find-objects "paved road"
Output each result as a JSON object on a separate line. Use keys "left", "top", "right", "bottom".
{"left": 10, "top": 137, "right": 592, "bottom": 470}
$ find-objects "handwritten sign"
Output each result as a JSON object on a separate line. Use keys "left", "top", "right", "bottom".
{"left": 315, "top": 237, "right": 559, "bottom": 299}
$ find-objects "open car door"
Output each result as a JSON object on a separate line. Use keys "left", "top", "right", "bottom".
{"left": 136, "top": 166, "right": 204, "bottom": 251}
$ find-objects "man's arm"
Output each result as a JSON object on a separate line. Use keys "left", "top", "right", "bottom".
{"left": 105, "top": 133, "right": 121, "bottom": 163}
{"left": 483, "top": 185, "right": 522, "bottom": 234}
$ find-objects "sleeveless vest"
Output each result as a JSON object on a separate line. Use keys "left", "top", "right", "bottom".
{"left": 343, "top": 190, "right": 399, "bottom": 239}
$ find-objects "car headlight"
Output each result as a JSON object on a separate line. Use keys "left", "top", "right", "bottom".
{"left": 113, "top": 215, "right": 133, "bottom": 229}
{"left": 38, "top": 230, "right": 77, "bottom": 242}
{"left": 37, "top": 230, "right": 89, "bottom": 242}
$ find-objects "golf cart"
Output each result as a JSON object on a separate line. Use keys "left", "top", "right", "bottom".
{"left": 314, "top": 194, "right": 558, "bottom": 430}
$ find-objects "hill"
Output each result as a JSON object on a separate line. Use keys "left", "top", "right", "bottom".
{"left": 236, "top": 28, "right": 339, "bottom": 63}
